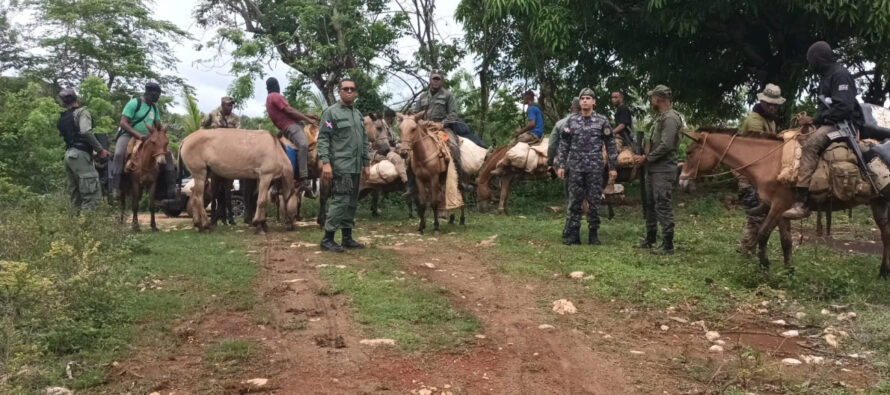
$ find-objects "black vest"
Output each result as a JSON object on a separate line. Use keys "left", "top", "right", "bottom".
{"left": 58, "top": 108, "right": 93, "bottom": 152}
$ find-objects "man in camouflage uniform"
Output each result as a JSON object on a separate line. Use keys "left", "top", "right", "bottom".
{"left": 318, "top": 79, "right": 370, "bottom": 253}
{"left": 736, "top": 84, "right": 784, "bottom": 255}
{"left": 414, "top": 69, "right": 468, "bottom": 189}
{"left": 549, "top": 97, "right": 580, "bottom": 205}
{"left": 202, "top": 96, "right": 241, "bottom": 225}
{"left": 58, "top": 88, "right": 110, "bottom": 212}
{"left": 635, "top": 85, "right": 682, "bottom": 255}
{"left": 556, "top": 88, "right": 618, "bottom": 246}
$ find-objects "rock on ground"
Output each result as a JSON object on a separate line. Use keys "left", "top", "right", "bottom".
{"left": 360, "top": 338, "right": 397, "bottom": 346}
{"left": 552, "top": 299, "right": 577, "bottom": 315}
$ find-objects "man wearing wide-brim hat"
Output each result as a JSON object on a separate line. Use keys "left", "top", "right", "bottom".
{"left": 736, "top": 83, "right": 786, "bottom": 256}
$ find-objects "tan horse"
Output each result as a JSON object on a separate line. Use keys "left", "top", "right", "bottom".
{"left": 180, "top": 128, "right": 297, "bottom": 234}
{"left": 678, "top": 131, "right": 890, "bottom": 278}
{"left": 399, "top": 115, "right": 461, "bottom": 233}
{"left": 475, "top": 146, "right": 549, "bottom": 214}
{"left": 120, "top": 124, "right": 169, "bottom": 231}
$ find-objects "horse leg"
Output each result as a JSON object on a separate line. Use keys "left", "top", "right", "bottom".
{"left": 607, "top": 203, "right": 615, "bottom": 221}
{"left": 149, "top": 182, "right": 159, "bottom": 232}
{"left": 869, "top": 201, "right": 890, "bottom": 279}
{"left": 826, "top": 209, "right": 833, "bottom": 237}
{"left": 431, "top": 176, "right": 442, "bottom": 232}
{"left": 756, "top": 209, "right": 783, "bottom": 269}
{"left": 459, "top": 206, "right": 466, "bottom": 226}
{"left": 816, "top": 210, "right": 823, "bottom": 237}
{"left": 778, "top": 218, "right": 793, "bottom": 274}
{"left": 316, "top": 178, "right": 328, "bottom": 227}
{"left": 191, "top": 174, "right": 210, "bottom": 232}
{"left": 130, "top": 184, "right": 140, "bottom": 232}
{"left": 498, "top": 174, "right": 513, "bottom": 215}
{"left": 371, "top": 189, "right": 380, "bottom": 217}
{"left": 254, "top": 175, "right": 272, "bottom": 235}
{"left": 416, "top": 180, "right": 427, "bottom": 234}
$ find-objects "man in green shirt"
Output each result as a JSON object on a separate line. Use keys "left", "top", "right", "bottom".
{"left": 111, "top": 82, "right": 162, "bottom": 198}
{"left": 318, "top": 79, "right": 370, "bottom": 253}
{"left": 58, "top": 89, "right": 110, "bottom": 211}
{"left": 414, "top": 69, "right": 468, "bottom": 190}
{"left": 635, "top": 85, "right": 683, "bottom": 255}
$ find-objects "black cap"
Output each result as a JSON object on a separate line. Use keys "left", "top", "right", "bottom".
{"left": 523, "top": 89, "right": 535, "bottom": 98}
{"left": 145, "top": 82, "right": 162, "bottom": 93}
{"left": 59, "top": 88, "right": 77, "bottom": 98}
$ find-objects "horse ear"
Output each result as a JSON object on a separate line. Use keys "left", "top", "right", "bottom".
{"left": 395, "top": 112, "right": 406, "bottom": 121}
{"left": 145, "top": 123, "right": 157, "bottom": 134}
{"left": 682, "top": 131, "right": 700, "bottom": 143}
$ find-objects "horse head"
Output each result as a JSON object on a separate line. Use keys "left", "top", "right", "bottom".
{"left": 678, "top": 131, "right": 721, "bottom": 192}
{"left": 142, "top": 123, "right": 170, "bottom": 167}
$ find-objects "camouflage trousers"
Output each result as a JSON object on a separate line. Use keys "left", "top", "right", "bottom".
{"left": 739, "top": 185, "right": 764, "bottom": 253}
{"left": 565, "top": 170, "right": 603, "bottom": 232}
{"left": 644, "top": 170, "right": 675, "bottom": 234}
{"left": 65, "top": 148, "right": 101, "bottom": 211}
{"left": 796, "top": 125, "right": 836, "bottom": 188}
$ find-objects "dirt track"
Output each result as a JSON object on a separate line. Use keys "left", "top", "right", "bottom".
{"left": 105, "top": 226, "right": 880, "bottom": 394}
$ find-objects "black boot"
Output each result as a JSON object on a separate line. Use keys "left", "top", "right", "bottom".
{"left": 782, "top": 187, "right": 811, "bottom": 219}
{"left": 341, "top": 228, "right": 364, "bottom": 249}
{"left": 636, "top": 229, "right": 657, "bottom": 248}
{"left": 563, "top": 227, "right": 581, "bottom": 245}
{"left": 651, "top": 231, "right": 674, "bottom": 255}
{"left": 588, "top": 228, "right": 601, "bottom": 245}
{"left": 320, "top": 231, "right": 345, "bottom": 253}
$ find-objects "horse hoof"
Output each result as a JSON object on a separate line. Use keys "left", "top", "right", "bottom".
{"left": 151, "top": 227, "right": 159, "bottom": 232}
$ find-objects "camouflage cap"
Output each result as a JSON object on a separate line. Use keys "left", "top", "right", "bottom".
{"left": 578, "top": 88, "right": 596, "bottom": 98}
{"left": 430, "top": 69, "right": 444, "bottom": 79}
{"left": 647, "top": 84, "right": 671, "bottom": 99}
{"left": 59, "top": 88, "right": 77, "bottom": 98}
{"left": 221, "top": 96, "right": 235, "bottom": 104}
{"left": 571, "top": 97, "right": 580, "bottom": 108}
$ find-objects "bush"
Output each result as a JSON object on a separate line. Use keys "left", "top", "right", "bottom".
{"left": 0, "top": 196, "right": 133, "bottom": 392}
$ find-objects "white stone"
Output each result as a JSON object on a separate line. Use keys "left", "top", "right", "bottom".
{"left": 629, "top": 350, "right": 645, "bottom": 355}
{"left": 821, "top": 309, "right": 831, "bottom": 315}
{"left": 795, "top": 312, "right": 807, "bottom": 319}
{"left": 800, "top": 355, "right": 825, "bottom": 365}
{"left": 709, "top": 345, "right": 724, "bottom": 353}
{"left": 824, "top": 334, "right": 839, "bottom": 348}
{"left": 715, "top": 340, "right": 726, "bottom": 346}
{"left": 245, "top": 378, "right": 269, "bottom": 387}
{"left": 705, "top": 331, "right": 720, "bottom": 342}
{"left": 475, "top": 334, "right": 486, "bottom": 339}
{"left": 424, "top": 262, "right": 436, "bottom": 269}
{"left": 538, "top": 324, "right": 556, "bottom": 330}
{"left": 552, "top": 299, "right": 577, "bottom": 315}
{"left": 781, "top": 358, "right": 802, "bottom": 366}
{"left": 569, "top": 271, "right": 584, "bottom": 279}
{"left": 360, "top": 338, "right": 397, "bottom": 346}
{"left": 781, "top": 330, "right": 800, "bottom": 338}
{"left": 44, "top": 388, "right": 73, "bottom": 395}
{"left": 771, "top": 320, "right": 787, "bottom": 325}
{"left": 660, "top": 325, "right": 669, "bottom": 331}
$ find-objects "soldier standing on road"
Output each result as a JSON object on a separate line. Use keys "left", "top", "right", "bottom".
{"left": 635, "top": 85, "right": 683, "bottom": 255}
{"left": 556, "top": 88, "right": 618, "bottom": 246}
{"left": 549, "top": 97, "right": 581, "bottom": 205}
{"left": 202, "top": 96, "right": 241, "bottom": 226}
{"left": 318, "top": 79, "right": 370, "bottom": 253}
{"left": 58, "top": 88, "right": 110, "bottom": 212}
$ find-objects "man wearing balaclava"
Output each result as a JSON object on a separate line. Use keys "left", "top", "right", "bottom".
{"left": 783, "top": 41, "right": 864, "bottom": 219}
{"left": 265, "top": 77, "right": 319, "bottom": 197}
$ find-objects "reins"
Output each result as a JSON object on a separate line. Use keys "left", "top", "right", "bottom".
{"left": 687, "top": 133, "right": 792, "bottom": 179}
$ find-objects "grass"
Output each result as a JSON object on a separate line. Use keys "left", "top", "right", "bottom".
{"left": 205, "top": 339, "right": 256, "bottom": 372}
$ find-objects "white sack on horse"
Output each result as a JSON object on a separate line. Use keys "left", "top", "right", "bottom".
{"left": 368, "top": 160, "right": 399, "bottom": 185}
{"left": 459, "top": 136, "right": 488, "bottom": 175}
{"left": 505, "top": 138, "right": 549, "bottom": 173}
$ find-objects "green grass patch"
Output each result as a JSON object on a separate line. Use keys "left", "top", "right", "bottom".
{"left": 206, "top": 339, "right": 256, "bottom": 365}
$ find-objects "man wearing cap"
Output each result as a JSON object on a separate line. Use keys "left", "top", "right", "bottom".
{"left": 318, "top": 78, "right": 370, "bottom": 253}
{"left": 112, "top": 82, "right": 162, "bottom": 198}
{"left": 784, "top": 41, "right": 865, "bottom": 219}
{"left": 556, "top": 88, "right": 618, "bottom": 246}
{"left": 265, "top": 77, "right": 319, "bottom": 196}
{"left": 202, "top": 96, "right": 242, "bottom": 226}
{"left": 414, "top": 69, "right": 468, "bottom": 189}
{"left": 549, "top": 97, "right": 581, "bottom": 204}
{"left": 58, "top": 89, "right": 110, "bottom": 211}
{"left": 736, "top": 84, "right": 785, "bottom": 254}
{"left": 635, "top": 85, "right": 683, "bottom": 255}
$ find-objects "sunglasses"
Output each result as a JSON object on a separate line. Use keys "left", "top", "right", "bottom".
{"left": 340, "top": 87, "right": 357, "bottom": 92}
{"left": 431, "top": 77, "right": 442, "bottom": 81}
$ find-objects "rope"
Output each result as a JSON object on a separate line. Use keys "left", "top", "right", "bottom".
{"left": 692, "top": 133, "right": 794, "bottom": 179}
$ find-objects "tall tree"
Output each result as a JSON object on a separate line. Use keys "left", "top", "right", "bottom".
{"left": 23, "top": 0, "right": 188, "bottom": 91}
{"left": 0, "top": 8, "right": 23, "bottom": 74}
{"left": 196, "top": 0, "right": 406, "bottom": 106}
{"left": 458, "top": 0, "right": 890, "bottom": 124}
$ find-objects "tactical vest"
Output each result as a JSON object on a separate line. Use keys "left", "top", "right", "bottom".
{"left": 58, "top": 108, "right": 93, "bottom": 153}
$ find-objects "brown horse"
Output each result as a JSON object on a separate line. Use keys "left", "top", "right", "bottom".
{"left": 678, "top": 131, "right": 890, "bottom": 278}
{"left": 119, "top": 124, "right": 169, "bottom": 232}
{"left": 180, "top": 128, "right": 297, "bottom": 234}
{"left": 399, "top": 115, "right": 463, "bottom": 233}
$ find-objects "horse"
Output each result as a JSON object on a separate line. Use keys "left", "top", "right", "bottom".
{"left": 179, "top": 128, "right": 297, "bottom": 234}
{"left": 119, "top": 124, "right": 169, "bottom": 232}
{"left": 399, "top": 115, "right": 465, "bottom": 233}
{"left": 361, "top": 115, "right": 413, "bottom": 218}
{"left": 678, "top": 131, "right": 890, "bottom": 278}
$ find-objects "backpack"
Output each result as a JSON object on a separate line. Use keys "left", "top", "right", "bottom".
{"left": 115, "top": 98, "right": 157, "bottom": 139}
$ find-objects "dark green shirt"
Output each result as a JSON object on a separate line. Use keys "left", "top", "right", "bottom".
{"left": 645, "top": 108, "right": 683, "bottom": 173}
{"left": 318, "top": 102, "right": 370, "bottom": 174}
{"left": 414, "top": 88, "right": 458, "bottom": 124}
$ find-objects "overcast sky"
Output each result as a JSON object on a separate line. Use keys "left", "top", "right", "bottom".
{"left": 155, "top": 0, "right": 470, "bottom": 117}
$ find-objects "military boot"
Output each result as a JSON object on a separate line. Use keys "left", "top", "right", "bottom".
{"left": 341, "top": 228, "right": 365, "bottom": 250}
{"left": 563, "top": 226, "right": 581, "bottom": 246}
{"left": 588, "top": 227, "right": 601, "bottom": 245}
{"left": 320, "top": 231, "right": 345, "bottom": 253}
{"left": 651, "top": 231, "right": 675, "bottom": 255}
{"left": 636, "top": 229, "right": 657, "bottom": 248}
{"left": 782, "top": 187, "right": 811, "bottom": 219}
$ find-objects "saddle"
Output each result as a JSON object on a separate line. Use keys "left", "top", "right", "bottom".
{"left": 124, "top": 137, "right": 143, "bottom": 173}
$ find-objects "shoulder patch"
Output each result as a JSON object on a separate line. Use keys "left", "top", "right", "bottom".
{"left": 324, "top": 120, "right": 335, "bottom": 129}
{"left": 838, "top": 84, "right": 849, "bottom": 91}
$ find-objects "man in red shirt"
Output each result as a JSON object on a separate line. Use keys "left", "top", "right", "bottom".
{"left": 265, "top": 77, "right": 319, "bottom": 193}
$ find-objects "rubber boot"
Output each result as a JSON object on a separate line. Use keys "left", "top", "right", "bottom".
{"left": 636, "top": 229, "right": 657, "bottom": 248}
{"left": 341, "top": 228, "right": 364, "bottom": 250}
{"left": 588, "top": 227, "right": 601, "bottom": 245}
{"left": 782, "top": 187, "right": 811, "bottom": 219}
{"left": 651, "top": 231, "right": 675, "bottom": 255}
{"left": 320, "top": 231, "right": 345, "bottom": 253}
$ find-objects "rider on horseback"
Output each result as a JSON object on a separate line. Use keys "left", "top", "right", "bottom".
{"left": 783, "top": 41, "right": 865, "bottom": 219}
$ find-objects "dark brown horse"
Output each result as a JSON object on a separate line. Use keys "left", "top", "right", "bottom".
{"left": 399, "top": 115, "right": 463, "bottom": 233}
{"left": 119, "top": 124, "right": 169, "bottom": 231}
{"left": 679, "top": 131, "right": 890, "bottom": 278}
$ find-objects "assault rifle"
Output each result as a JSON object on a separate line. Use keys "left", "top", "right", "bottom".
{"left": 821, "top": 96, "right": 879, "bottom": 193}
